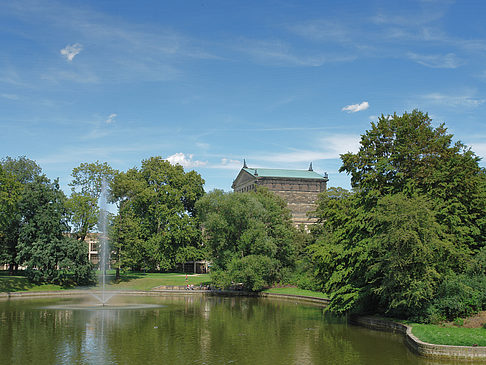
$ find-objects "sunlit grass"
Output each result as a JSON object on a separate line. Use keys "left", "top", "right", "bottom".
{"left": 411, "top": 324, "right": 486, "bottom": 346}
{"left": 0, "top": 271, "right": 211, "bottom": 292}
{"left": 263, "top": 287, "right": 329, "bottom": 299}
{"left": 105, "top": 272, "right": 211, "bottom": 290}
{"left": 0, "top": 274, "right": 65, "bottom": 292}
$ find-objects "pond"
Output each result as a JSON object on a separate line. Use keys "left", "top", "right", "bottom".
{"left": 0, "top": 294, "right": 475, "bottom": 364}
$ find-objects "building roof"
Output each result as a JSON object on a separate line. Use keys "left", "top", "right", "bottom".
{"left": 242, "top": 167, "right": 327, "bottom": 180}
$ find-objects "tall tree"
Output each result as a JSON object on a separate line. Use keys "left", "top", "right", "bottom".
{"left": 111, "top": 157, "right": 205, "bottom": 271}
{"left": 310, "top": 110, "right": 486, "bottom": 318}
{"left": 340, "top": 110, "right": 486, "bottom": 250}
{"left": 69, "top": 161, "right": 117, "bottom": 199}
{"left": 68, "top": 161, "right": 117, "bottom": 241}
{"left": 0, "top": 156, "right": 42, "bottom": 274}
{"left": 196, "top": 188, "right": 296, "bottom": 291}
{"left": 65, "top": 193, "right": 99, "bottom": 242}
{"left": 0, "top": 166, "right": 22, "bottom": 273}
{"left": 16, "top": 175, "right": 94, "bottom": 284}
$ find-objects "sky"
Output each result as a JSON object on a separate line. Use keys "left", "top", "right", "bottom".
{"left": 1, "top": 0, "right": 486, "bottom": 194}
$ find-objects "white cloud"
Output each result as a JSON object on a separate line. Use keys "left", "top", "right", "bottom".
{"left": 407, "top": 52, "right": 462, "bottom": 69}
{"left": 289, "top": 20, "right": 351, "bottom": 43}
{"left": 1, "top": 93, "right": 19, "bottom": 100}
{"left": 467, "top": 142, "right": 486, "bottom": 160}
{"left": 106, "top": 113, "right": 117, "bottom": 124}
{"left": 215, "top": 158, "right": 242, "bottom": 170}
{"left": 422, "top": 92, "right": 485, "bottom": 107}
{"left": 342, "top": 101, "right": 369, "bottom": 113}
{"left": 166, "top": 153, "right": 207, "bottom": 168}
{"left": 236, "top": 38, "right": 354, "bottom": 67}
{"left": 258, "top": 134, "right": 361, "bottom": 164}
{"left": 60, "top": 43, "right": 83, "bottom": 62}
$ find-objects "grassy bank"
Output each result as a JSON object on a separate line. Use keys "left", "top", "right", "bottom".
{"left": 0, "top": 271, "right": 211, "bottom": 293}
{"left": 105, "top": 272, "right": 211, "bottom": 290}
{"left": 0, "top": 273, "right": 65, "bottom": 292}
{"left": 263, "top": 287, "right": 329, "bottom": 299}
{"left": 410, "top": 323, "right": 486, "bottom": 347}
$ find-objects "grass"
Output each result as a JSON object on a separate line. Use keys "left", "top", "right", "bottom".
{"left": 104, "top": 272, "right": 211, "bottom": 290}
{"left": 0, "top": 271, "right": 211, "bottom": 293}
{"left": 263, "top": 287, "right": 329, "bottom": 299}
{"left": 0, "top": 274, "right": 66, "bottom": 292}
{"left": 411, "top": 323, "right": 486, "bottom": 347}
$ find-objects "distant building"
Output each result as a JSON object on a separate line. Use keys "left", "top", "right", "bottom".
{"left": 232, "top": 160, "right": 328, "bottom": 227}
{"left": 85, "top": 233, "right": 100, "bottom": 265}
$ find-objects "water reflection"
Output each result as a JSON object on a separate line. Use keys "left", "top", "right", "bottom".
{"left": 0, "top": 295, "right": 485, "bottom": 365}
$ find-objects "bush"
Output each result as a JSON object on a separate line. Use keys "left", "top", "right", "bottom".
{"left": 209, "top": 255, "right": 278, "bottom": 292}
{"left": 427, "top": 273, "right": 486, "bottom": 321}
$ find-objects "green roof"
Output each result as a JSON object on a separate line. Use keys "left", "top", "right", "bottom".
{"left": 243, "top": 167, "right": 327, "bottom": 180}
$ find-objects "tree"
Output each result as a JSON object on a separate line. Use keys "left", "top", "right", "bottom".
{"left": 1, "top": 156, "right": 42, "bottom": 184}
{"left": 69, "top": 161, "right": 117, "bottom": 199}
{"left": 310, "top": 110, "right": 486, "bottom": 318}
{"left": 0, "top": 156, "right": 42, "bottom": 274}
{"left": 67, "top": 161, "right": 118, "bottom": 242}
{"left": 65, "top": 193, "right": 99, "bottom": 242}
{"left": 196, "top": 188, "right": 296, "bottom": 291}
{"left": 16, "top": 175, "right": 94, "bottom": 285}
{"left": 340, "top": 110, "right": 486, "bottom": 251}
{"left": 0, "top": 166, "right": 22, "bottom": 273}
{"left": 111, "top": 157, "right": 205, "bottom": 271}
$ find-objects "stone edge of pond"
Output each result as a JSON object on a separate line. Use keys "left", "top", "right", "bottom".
{"left": 351, "top": 315, "right": 486, "bottom": 360}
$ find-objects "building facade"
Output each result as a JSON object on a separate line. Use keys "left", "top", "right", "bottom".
{"left": 232, "top": 161, "right": 328, "bottom": 227}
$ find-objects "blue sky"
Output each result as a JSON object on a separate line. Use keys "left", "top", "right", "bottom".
{"left": 1, "top": 0, "right": 486, "bottom": 194}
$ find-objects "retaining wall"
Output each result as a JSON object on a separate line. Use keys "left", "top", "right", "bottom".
{"left": 351, "top": 315, "right": 486, "bottom": 360}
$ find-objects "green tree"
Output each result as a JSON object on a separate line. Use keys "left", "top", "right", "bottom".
{"left": 16, "top": 175, "right": 94, "bottom": 285}
{"left": 111, "top": 157, "right": 205, "bottom": 272}
{"left": 310, "top": 110, "right": 486, "bottom": 318}
{"left": 69, "top": 161, "right": 117, "bottom": 199}
{"left": 196, "top": 188, "right": 296, "bottom": 291}
{"left": 0, "top": 166, "right": 22, "bottom": 273}
{"left": 0, "top": 156, "right": 42, "bottom": 274}
{"left": 65, "top": 193, "right": 99, "bottom": 242}
{"left": 340, "top": 110, "right": 486, "bottom": 250}
{"left": 67, "top": 161, "right": 118, "bottom": 242}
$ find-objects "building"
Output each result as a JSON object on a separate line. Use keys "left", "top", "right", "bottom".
{"left": 85, "top": 233, "right": 100, "bottom": 265}
{"left": 231, "top": 161, "right": 328, "bottom": 227}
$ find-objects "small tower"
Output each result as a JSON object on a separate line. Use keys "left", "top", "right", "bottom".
{"left": 308, "top": 162, "right": 313, "bottom": 171}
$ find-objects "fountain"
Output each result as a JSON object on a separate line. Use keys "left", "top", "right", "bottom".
{"left": 90, "top": 180, "right": 115, "bottom": 306}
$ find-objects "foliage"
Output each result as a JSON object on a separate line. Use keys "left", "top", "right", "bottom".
{"left": 16, "top": 175, "right": 94, "bottom": 285}
{"left": 227, "top": 255, "right": 278, "bottom": 291}
{"left": 427, "top": 273, "right": 486, "bottom": 322}
{"left": 340, "top": 110, "right": 486, "bottom": 251}
{"left": 111, "top": 156, "right": 205, "bottom": 271}
{"left": 69, "top": 161, "right": 118, "bottom": 199}
{"left": 196, "top": 188, "right": 297, "bottom": 291}
{"left": 1, "top": 156, "right": 42, "bottom": 184}
{"left": 65, "top": 192, "right": 99, "bottom": 241}
{"left": 0, "top": 157, "right": 42, "bottom": 273}
{"left": 310, "top": 111, "right": 486, "bottom": 319}
{"left": 67, "top": 161, "right": 117, "bottom": 241}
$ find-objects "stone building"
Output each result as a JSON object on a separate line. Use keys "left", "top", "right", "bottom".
{"left": 231, "top": 161, "right": 328, "bottom": 227}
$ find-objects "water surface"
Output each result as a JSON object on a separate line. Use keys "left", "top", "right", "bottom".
{"left": 0, "top": 295, "right": 479, "bottom": 365}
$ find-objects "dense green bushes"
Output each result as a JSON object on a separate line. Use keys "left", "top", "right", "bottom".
{"left": 196, "top": 188, "right": 297, "bottom": 291}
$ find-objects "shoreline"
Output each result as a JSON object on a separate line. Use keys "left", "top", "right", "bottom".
{"left": 351, "top": 315, "right": 486, "bottom": 360}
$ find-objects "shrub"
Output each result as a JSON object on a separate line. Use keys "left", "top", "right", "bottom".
{"left": 428, "top": 273, "right": 486, "bottom": 321}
